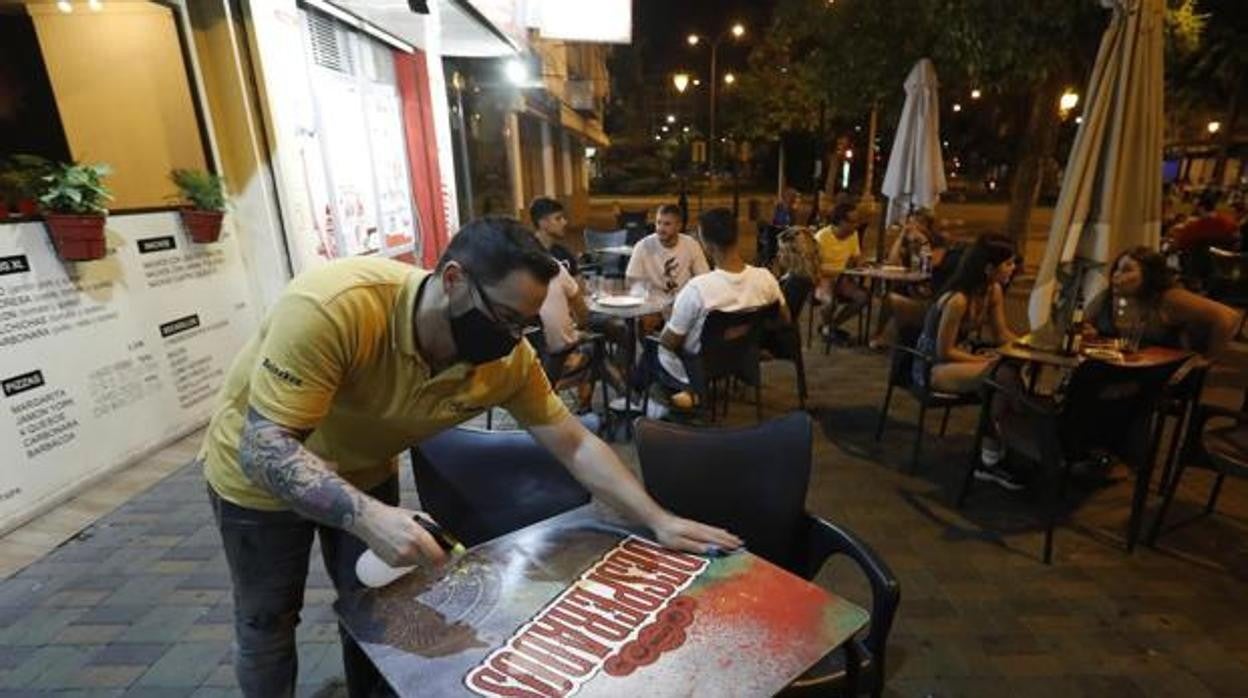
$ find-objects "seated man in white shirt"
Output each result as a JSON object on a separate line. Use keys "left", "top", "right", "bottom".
{"left": 658, "top": 208, "right": 789, "bottom": 409}
{"left": 626, "top": 203, "right": 710, "bottom": 307}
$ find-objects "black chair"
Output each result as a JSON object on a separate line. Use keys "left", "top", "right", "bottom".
{"left": 635, "top": 414, "right": 900, "bottom": 698}
{"left": 642, "top": 303, "right": 778, "bottom": 422}
{"left": 874, "top": 321, "right": 979, "bottom": 471}
{"left": 958, "top": 358, "right": 1183, "bottom": 564}
{"left": 1149, "top": 403, "right": 1248, "bottom": 546}
{"left": 762, "top": 274, "right": 813, "bottom": 409}
{"left": 525, "top": 327, "right": 609, "bottom": 417}
{"left": 617, "top": 211, "right": 650, "bottom": 246}
{"left": 1207, "top": 246, "right": 1248, "bottom": 308}
{"left": 584, "top": 229, "right": 629, "bottom": 279}
{"left": 410, "top": 420, "right": 594, "bottom": 546}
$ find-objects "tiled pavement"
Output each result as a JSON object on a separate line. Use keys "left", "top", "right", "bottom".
{"left": 2, "top": 309, "right": 1247, "bottom": 696}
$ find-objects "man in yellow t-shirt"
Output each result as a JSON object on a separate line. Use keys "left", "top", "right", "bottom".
{"left": 814, "top": 202, "right": 869, "bottom": 342}
{"left": 202, "top": 218, "right": 741, "bottom": 697}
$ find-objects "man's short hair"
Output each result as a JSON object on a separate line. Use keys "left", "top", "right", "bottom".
{"left": 829, "top": 202, "right": 856, "bottom": 226}
{"left": 698, "top": 208, "right": 737, "bottom": 248}
{"left": 656, "top": 203, "right": 682, "bottom": 219}
{"left": 436, "top": 217, "right": 559, "bottom": 285}
{"left": 528, "top": 197, "right": 564, "bottom": 226}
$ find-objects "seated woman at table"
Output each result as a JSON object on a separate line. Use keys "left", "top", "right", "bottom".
{"left": 815, "top": 203, "right": 870, "bottom": 343}
{"left": 885, "top": 209, "right": 936, "bottom": 269}
{"left": 915, "top": 233, "right": 1023, "bottom": 488}
{"left": 1084, "top": 246, "right": 1241, "bottom": 360}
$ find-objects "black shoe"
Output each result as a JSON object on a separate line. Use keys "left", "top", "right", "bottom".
{"left": 973, "top": 464, "right": 1026, "bottom": 492}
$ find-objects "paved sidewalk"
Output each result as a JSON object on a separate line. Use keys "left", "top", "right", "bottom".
{"left": 1, "top": 330, "right": 1246, "bottom": 696}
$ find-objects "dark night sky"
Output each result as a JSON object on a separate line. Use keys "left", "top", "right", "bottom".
{"left": 633, "top": 0, "right": 776, "bottom": 80}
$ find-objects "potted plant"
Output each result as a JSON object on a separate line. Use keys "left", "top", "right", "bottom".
{"left": 170, "top": 168, "right": 227, "bottom": 243}
{"left": 39, "top": 161, "right": 113, "bottom": 261}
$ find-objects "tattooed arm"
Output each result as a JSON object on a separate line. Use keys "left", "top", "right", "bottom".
{"left": 239, "top": 407, "right": 443, "bottom": 566}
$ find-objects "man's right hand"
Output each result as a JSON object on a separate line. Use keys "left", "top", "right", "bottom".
{"left": 359, "top": 503, "right": 447, "bottom": 567}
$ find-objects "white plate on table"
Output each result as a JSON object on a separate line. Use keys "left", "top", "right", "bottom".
{"left": 596, "top": 295, "right": 644, "bottom": 308}
{"left": 878, "top": 265, "right": 907, "bottom": 273}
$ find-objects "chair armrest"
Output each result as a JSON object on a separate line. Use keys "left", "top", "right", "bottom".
{"left": 800, "top": 515, "right": 901, "bottom": 657}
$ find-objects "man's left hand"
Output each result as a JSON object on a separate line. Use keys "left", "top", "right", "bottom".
{"left": 652, "top": 514, "right": 743, "bottom": 556}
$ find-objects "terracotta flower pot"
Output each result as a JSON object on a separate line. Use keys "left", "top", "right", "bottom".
{"left": 179, "top": 208, "right": 224, "bottom": 243}
{"left": 44, "top": 213, "right": 107, "bottom": 261}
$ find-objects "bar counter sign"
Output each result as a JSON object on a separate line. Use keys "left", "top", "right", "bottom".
{"left": 336, "top": 508, "right": 868, "bottom": 697}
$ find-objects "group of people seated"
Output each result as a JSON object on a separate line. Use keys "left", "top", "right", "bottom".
{"left": 529, "top": 197, "right": 786, "bottom": 414}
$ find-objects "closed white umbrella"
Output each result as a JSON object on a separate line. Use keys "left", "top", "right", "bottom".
{"left": 881, "top": 58, "right": 947, "bottom": 231}
{"left": 1028, "top": 0, "right": 1164, "bottom": 329}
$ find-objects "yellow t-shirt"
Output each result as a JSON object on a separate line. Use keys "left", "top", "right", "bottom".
{"left": 814, "top": 226, "right": 861, "bottom": 276}
{"left": 200, "top": 257, "right": 569, "bottom": 511}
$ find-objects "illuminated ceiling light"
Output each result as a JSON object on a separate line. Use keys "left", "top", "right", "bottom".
{"left": 1059, "top": 90, "right": 1079, "bottom": 113}
{"left": 952, "top": 103, "right": 962, "bottom": 113}
{"left": 692, "top": 78, "right": 702, "bottom": 86}
{"left": 673, "top": 73, "right": 690, "bottom": 94}
{"left": 687, "top": 34, "right": 700, "bottom": 47}
{"left": 731, "top": 23, "right": 745, "bottom": 38}
{"left": 585, "top": 147, "right": 597, "bottom": 158}
{"left": 666, "top": 114, "right": 676, "bottom": 124}
{"left": 1208, "top": 121, "right": 1222, "bottom": 134}
{"left": 970, "top": 88, "right": 981, "bottom": 100}
{"left": 57, "top": 0, "right": 72, "bottom": 12}
{"left": 723, "top": 73, "right": 736, "bottom": 85}
{"left": 88, "top": 0, "right": 102, "bottom": 10}
{"left": 504, "top": 60, "right": 528, "bottom": 85}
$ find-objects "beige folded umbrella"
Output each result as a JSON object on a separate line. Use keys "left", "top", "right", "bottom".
{"left": 1028, "top": 0, "right": 1164, "bottom": 330}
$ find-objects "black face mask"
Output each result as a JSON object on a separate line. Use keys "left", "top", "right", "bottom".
{"left": 449, "top": 306, "right": 519, "bottom": 364}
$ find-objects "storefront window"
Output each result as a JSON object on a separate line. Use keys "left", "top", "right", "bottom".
{"left": 0, "top": 1, "right": 211, "bottom": 210}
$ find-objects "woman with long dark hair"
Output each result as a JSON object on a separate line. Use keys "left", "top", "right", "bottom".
{"left": 1085, "top": 246, "right": 1240, "bottom": 358}
{"left": 913, "top": 233, "right": 1023, "bottom": 488}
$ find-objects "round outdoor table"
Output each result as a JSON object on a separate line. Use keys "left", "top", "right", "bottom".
{"left": 995, "top": 335, "right": 1194, "bottom": 552}
{"left": 838, "top": 266, "right": 931, "bottom": 344}
{"left": 588, "top": 295, "right": 668, "bottom": 437}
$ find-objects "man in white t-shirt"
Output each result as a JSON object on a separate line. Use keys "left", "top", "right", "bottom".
{"left": 658, "top": 208, "right": 788, "bottom": 409}
{"left": 626, "top": 204, "right": 710, "bottom": 305}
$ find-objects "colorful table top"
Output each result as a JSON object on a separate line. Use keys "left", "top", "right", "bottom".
{"left": 335, "top": 507, "right": 868, "bottom": 697}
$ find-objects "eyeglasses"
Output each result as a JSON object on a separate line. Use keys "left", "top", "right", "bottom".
{"left": 468, "top": 275, "right": 540, "bottom": 338}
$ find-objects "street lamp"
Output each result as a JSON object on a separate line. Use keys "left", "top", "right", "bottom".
{"left": 970, "top": 88, "right": 982, "bottom": 100}
{"left": 687, "top": 21, "right": 747, "bottom": 171}
{"left": 666, "top": 114, "right": 677, "bottom": 124}
{"left": 1059, "top": 90, "right": 1079, "bottom": 114}
{"left": 952, "top": 103, "right": 962, "bottom": 113}
{"left": 673, "top": 73, "right": 690, "bottom": 94}
{"left": 1208, "top": 120, "right": 1222, "bottom": 135}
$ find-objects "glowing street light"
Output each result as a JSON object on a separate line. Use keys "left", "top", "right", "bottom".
{"left": 723, "top": 72, "right": 736, "bottom": 85}
{"left": 970, "top": 89, "right": 982, "bottom": 100}
{"left": 693, "top": 79, "right": 702, "bottom": 86}
{"left": 687, "top": 34, "right": 700, "bottom": 47}
{"left": 1059, "top": 90, "right": 1080, "bottom": 114}
{"left": 1208, "top": 121, "right": 1222, "bottom": 134}
{"left": 952, "top": 103, "right": 962, "bottom": 113}
{"left": 731, "top": 23, "right": 745, "bottom": 38}
{"left": 673, "top": 73, "right": 690, "bottom": 94}
{"left": 666, "top": 114, "right": 677, "bottom": 124}
{"left": 661, "top": 125, "right": 670, "bottom": 133}
{"left": 687, "top": 22, "right": 747, "bottom": 170}
{"left": 682, "top": 126, "right": 691, "bottom": 133}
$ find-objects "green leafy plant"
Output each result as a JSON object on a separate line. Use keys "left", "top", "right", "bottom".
{"left": 170, "top": 168, "right": 227, "bottom": 212}
{"left": 38, "top": 162, "right": 113, "bottom": 215}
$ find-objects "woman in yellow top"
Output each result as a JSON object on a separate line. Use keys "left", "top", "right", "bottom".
{"left": 814, "top": 202, "right": 870, "bottom": 342}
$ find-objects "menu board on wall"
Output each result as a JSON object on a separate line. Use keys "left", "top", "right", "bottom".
{"left": 0, "top": 213, "right": 257, "bottom": 533}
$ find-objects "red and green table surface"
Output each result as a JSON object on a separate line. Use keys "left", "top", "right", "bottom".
{"left": 336, "top": 506, "right": 868, "bottom": 697}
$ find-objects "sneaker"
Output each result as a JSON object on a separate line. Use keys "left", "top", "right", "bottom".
{"left": 973, "top": 464, "right": 1026, "bottom": 492}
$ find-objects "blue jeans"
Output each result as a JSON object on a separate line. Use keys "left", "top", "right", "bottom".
{"left": 209, "top": 474, "right": 399, "bottom": 698}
